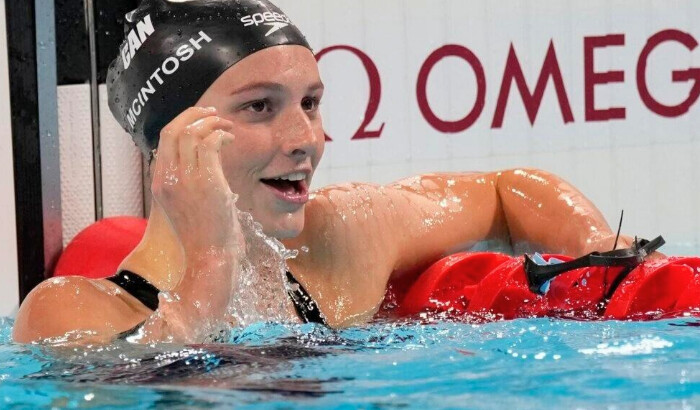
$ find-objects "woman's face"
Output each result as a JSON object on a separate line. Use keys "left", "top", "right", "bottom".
{"left": 196, "top": 45, "right": 325, "bottom": 238}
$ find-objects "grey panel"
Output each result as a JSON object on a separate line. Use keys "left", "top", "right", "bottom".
{"left": 35, "top": 0, "right": 62, "bottom": 273}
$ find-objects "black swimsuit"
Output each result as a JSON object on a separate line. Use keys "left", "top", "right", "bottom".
{"left": 109, "top": 270, "right": 326, "bottom": 338}
{"left": 284, "top": 271, "right": 326, "bottom": 324}
{"left": 107, "top": 271, "right": 160, "bottom": 311}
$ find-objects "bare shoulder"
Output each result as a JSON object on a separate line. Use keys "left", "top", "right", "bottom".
{"left": 13, "top": 276, "right": 151, "bottom": 344}
{"left": 284, "top": 182, "right": 404, "bottom": 325}
{"left": 287, "top": 182, "right": 401, "bottom": 279}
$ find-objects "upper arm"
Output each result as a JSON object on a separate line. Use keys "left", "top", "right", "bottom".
{"left": 12, "top": 277, "right": 150, "bottom": 344}
{"left": 493, "top": 168, "right": 613, "bottom": 255}
{"left": 387, "top": 172, "right": 508, "bottom": 273}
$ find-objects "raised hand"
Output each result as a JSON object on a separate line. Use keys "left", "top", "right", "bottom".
{"left": 151, "top": 107, "right": 238, "bottom": 254}
{"left": 143, "top": 107, "right": 244, "bottom": 343}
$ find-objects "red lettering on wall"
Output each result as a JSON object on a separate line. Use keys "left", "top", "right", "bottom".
{"left": 492, "top": 41, "right": 574, "bottom": 128}
{"left": 637, "top": 29, "right": 700, "bottom": 118}
{"left": 584, "top": 34, "right": 626, "bottom": 121}
{"left": 316, "top": 45, "right": 385, "bottom": 141}
{"left": 416, "top": 45, "right": 486, "bottom": 133}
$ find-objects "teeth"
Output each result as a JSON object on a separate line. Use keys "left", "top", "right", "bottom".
{"left": 274, "top": 172, "right": 306, "bottom": 182}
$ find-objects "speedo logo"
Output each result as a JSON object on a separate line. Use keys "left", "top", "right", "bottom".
{"left": 240, "top": 11, "right": 291, "bottom": 37}
{"left": 121, "top": 14, "right": 155, "bottom": 70}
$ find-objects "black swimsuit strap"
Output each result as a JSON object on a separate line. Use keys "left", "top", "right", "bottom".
{"left": 286, "top": 271, "right": 326, "bottom": 325}
{"left": 108, "top": 269, "right": 325, "bottom": 329}
{"left": 107, "top": 270, "right": 160, "bottom": 311}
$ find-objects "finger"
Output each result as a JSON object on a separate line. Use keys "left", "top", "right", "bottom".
{"left": 161, "top": 106, "right": 218, "bottom": 140}
{"left": 179, "top": 125, "right": 198, "bottom": 173}
{"left": 152, "top": 143, "right": 170, "bottom": 184}
{"left": 198, "top": 130, "right": 233, "bottom": 189}
{"left": 181, "top": 116, "right": 234, "bottom": 171}
{"left": 186, "top": 116, "right": 234, "bottom": 137}
{"left": 198, "top": 130, "right": 226, "bottom": 172}
{"left": 154, "top": 132, "right": 178, "bottom": 179}
{"left": 158, "top": 107, "right": 218, "bottom": 177}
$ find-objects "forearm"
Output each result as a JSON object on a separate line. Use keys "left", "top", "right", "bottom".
{"left": 495, "top": 168, "right": 615, "bottom": 257}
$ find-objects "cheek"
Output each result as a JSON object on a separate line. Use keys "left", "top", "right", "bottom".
{"left": 219, "top": 144, "right": 252, "bottom": 187}
{"left": 219, "top": 132, "right": 272, "bottom": 183}
{"left": 314, "top": 126, "right": 326, "bottom": 162}
{"left": 222, "top": 127, "right": 269, "bottom": 162}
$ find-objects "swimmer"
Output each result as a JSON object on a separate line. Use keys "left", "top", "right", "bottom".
{"left": 12, "top": 0, "right": 638, "bottom": 344}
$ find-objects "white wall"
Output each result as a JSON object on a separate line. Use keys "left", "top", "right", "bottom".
{"left": 0, "top": 0, "right": 20, "bottom": 316}
{"left": 58, "top": 84, "right": 143, "bottom": 246}
{"left": 274, "top": 0, "right": 700, "bottom": 255}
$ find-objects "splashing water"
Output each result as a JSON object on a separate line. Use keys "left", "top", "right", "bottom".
{"left": 129, "top": 195, "right": 303, "bottom": 344}
{"left": 226, "top": 209, "right": 300, "bottom": 328}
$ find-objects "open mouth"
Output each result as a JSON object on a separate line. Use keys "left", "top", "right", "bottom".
{"left": 261, "top": 178, "right": 303, "bottom": 194}
{"left": 260, "top": 172, "right": 309, "bottom": 204}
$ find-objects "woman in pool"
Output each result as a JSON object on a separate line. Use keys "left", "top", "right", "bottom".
{"left": 12, "top": 0, "right": 635, "bottom": 344}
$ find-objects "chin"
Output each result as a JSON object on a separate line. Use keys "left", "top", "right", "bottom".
{"left": 270, "top": 228, "right": 302, "bottom": 239}
{"left": 259, "top": 210, "right": 305, "bottom": 239}
{"left": 265, "top": 224, "right": 303, "bottom": 239}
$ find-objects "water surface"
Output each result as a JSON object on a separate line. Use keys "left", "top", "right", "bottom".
{"left": 1, "top": 317, "right": 699, "bottom": 409}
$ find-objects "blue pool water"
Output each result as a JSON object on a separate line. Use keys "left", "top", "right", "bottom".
{"left": 1, "top": 316, "right": 699, "bottom": 409}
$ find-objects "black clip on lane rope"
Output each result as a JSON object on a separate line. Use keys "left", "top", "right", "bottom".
{"left": 524, "top": 236, "right": 666, "bottom": 295}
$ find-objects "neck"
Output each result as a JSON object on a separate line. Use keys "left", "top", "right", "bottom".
{"left": 118, "top": 200, "right": 185, "bottom": 291}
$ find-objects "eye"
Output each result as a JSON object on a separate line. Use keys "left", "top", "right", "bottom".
{"left": 244, "top": 99, "right": 271, "bottom": 113}
{"left": 301, "top": 96, "right": 321, "bottom": 112}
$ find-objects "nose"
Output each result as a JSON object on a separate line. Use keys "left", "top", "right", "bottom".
{"left": 280, "top": 108, "right": 320, "bottom": 161}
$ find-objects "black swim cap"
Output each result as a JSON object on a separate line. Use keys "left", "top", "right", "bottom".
{"left": 107, "top": 0, "right": 311, "bottom": 154}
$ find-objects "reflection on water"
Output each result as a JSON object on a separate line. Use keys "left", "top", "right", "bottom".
{"left": 29, "top": 339, "right": 338, "bottom": 397}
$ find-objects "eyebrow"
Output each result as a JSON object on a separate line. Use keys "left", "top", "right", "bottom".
{"left": 308, "top": 81, "right": 325, "bottom": 92}
{"left": 230, "top": 81, "right": 325, "bottom": 95}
